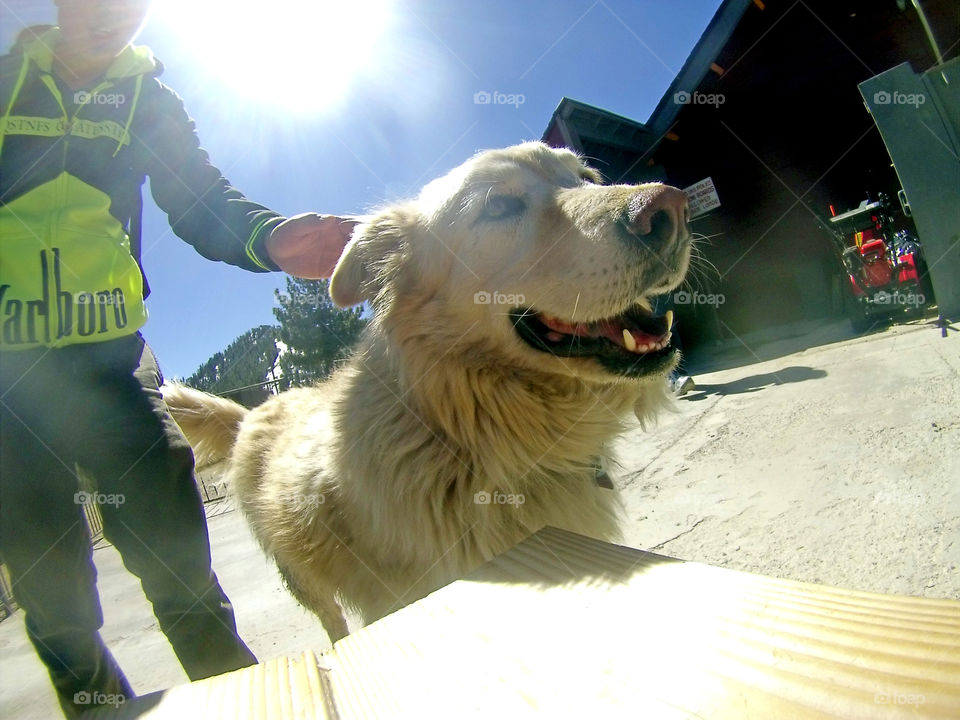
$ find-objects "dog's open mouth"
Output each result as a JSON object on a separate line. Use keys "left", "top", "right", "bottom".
{"left": 510, "top": 303, "right": 679, "bottom": 377}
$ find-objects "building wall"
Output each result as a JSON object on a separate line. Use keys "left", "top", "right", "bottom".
{"left": 644, "top": 0, "right": 957, "bottom": 351}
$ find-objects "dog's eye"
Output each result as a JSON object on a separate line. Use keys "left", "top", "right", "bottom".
{"left": 480, "top": 194, "right": 526, "bottom": 221}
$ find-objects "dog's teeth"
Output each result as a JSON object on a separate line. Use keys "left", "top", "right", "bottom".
{"left": 664, "top": 309, "right": 674, "bottom": 329}
{"left": 637, "top": 297, "right": 653, "bottom": 312}
{"left": 622, "top": 329, "right": 637, "bottom": 352}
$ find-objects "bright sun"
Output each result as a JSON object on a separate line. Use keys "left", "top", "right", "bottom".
{"left": 152, "top": 0, "right": 392, "bottom": 114}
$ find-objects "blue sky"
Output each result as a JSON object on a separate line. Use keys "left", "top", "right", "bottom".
{"left": 2, "top": 0, "right": 723, "bottom": 379}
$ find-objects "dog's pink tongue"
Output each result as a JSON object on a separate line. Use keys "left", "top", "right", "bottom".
{"left": 539, "top": 315, "right": 592, "bottom": 337}
{"left": 539, "top": 314, "right": 661, "bottom": 349}
{"left": 592, "top": 318, "right": 662, "bottom": 349}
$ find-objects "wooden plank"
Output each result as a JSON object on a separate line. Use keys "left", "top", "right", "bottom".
{"left": 330, "top": 528, "right": 960, "bottom": 719}
{"left": 121, "top": 528, "right": 960, "bottom": 719}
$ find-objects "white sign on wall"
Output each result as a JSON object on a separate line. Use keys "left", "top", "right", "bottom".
{"left": 684, "top": 177, "right": 721, "bottom": 218}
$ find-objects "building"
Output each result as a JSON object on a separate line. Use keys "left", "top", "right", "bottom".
{"left": 543, "top": 0, "right": 959, "bottom": 356}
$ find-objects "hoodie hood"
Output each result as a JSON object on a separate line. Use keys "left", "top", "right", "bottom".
{"left": 22, "top": 27, "right": 159, "bottom": 79}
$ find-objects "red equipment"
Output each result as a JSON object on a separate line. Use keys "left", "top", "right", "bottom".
{"left": 827, "top": 193, "right": 931, "bottom": 330}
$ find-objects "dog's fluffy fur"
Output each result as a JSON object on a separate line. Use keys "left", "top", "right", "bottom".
{"left": 164, "top": 142, "right": 690, "bottom": 642}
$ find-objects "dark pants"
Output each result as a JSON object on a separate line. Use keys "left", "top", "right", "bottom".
{"left": 0, "top": 334, "right": 256, "bottom": 718}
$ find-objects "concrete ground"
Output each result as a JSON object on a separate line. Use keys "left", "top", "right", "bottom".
{"left": 1, "top": 317, "right": 958, "bottom": 718}
{"left": 614, "top": 315, "right": 959, "bottom": 598}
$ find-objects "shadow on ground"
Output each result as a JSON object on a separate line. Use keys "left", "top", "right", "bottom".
{"left": 683, "top": 365, "right": 828, "bottom": 400}
{"left": 682, "top": 310, "right": 948, "bottom": 376}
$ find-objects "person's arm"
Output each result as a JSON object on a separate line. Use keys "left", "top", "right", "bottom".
{"left": 139, "top": 82, "right": 284, "bottom": 272}
{"left": 139, "top": 82, "right": 355, "bottom": 277}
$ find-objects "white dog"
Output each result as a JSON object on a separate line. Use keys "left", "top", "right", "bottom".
{"left": 165, "top": 142, "right": 691, "bottom": 642}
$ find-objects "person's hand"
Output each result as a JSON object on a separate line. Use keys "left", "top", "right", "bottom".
{"left": 265, "top": 213, "right": 359, "bottom": 278}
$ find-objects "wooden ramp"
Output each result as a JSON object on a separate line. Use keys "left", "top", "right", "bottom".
{"left": 113, "top": 527, "right": 960, "bottom": 719}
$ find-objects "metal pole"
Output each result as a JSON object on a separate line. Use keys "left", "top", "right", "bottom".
{"left": 911, "top": 0, "right": 944, "bottom": 66}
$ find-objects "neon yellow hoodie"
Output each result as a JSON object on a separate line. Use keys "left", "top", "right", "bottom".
{"left": 0, "top": 29, "right": 283, "bottom": 349}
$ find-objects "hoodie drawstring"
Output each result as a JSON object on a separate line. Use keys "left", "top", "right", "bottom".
{"left": 2, "top": 53, "right": 143, "bottom": 162}
{"left": 113, "top": 73, "right": 143, "bottom": 157}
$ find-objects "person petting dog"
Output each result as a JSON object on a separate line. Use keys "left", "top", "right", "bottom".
{"left": 0, "top": 1, "right": 352, "bottom": 716}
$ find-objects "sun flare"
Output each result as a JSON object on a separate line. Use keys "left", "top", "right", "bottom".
{"left": 152, "top": 0, "right": 392, "bottom": 113}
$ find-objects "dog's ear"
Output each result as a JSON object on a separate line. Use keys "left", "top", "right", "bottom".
{"left": 329, "top": 210, "right": 411, "bottom": 308}
{"left": 329, "top": 234, "right": 370, "bottom": 308}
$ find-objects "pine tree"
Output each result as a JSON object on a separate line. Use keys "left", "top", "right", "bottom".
{"left": 186, "top": 324, "right": 280, "bottom": 405}
{"left": 273, "top": 277, "right": 366, "bottom": 388}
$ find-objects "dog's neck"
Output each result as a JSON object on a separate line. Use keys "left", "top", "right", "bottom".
{"left": 337, "top": 328, "right": 645, "bottom": 490}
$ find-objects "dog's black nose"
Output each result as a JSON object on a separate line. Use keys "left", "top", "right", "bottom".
{"left": 624, "top": 185, "right": 690, "bottom": 246}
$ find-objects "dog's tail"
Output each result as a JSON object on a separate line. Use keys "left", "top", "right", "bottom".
{"left": 162, "top": 383, "right": 248, "bottom": 467}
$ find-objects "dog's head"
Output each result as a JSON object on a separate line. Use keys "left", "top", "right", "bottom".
{"left": 330, "top": 142, "right": 690, "bottom": 384}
